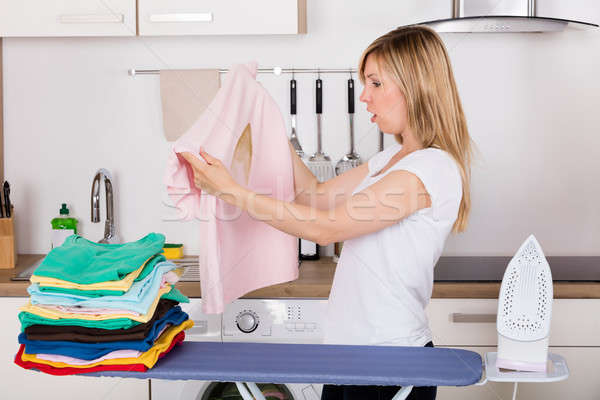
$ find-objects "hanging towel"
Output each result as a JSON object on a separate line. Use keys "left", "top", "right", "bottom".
{"left": 160, "top": 69, "right": 220, "bottom": 142}
{"left": 164, "top": 62, "right": 298, "bottom": 314}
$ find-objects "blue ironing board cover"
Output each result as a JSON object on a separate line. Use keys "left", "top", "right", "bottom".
{"left": 87, "top": 341, "right": 482, "bottom": 387}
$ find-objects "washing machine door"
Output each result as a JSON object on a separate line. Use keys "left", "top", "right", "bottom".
{"left": 180, "top": 381, "right": 320, "bottom": 400}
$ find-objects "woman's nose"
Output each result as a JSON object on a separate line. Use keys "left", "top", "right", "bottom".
{"left": 359, "top": 87, "right": 369, "bottom": 103}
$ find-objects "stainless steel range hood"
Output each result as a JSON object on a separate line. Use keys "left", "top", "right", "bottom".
{"left": 422, "top": 0, "right": 598, "bottom": 33}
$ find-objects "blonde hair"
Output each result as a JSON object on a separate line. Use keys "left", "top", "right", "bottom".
{"left": 359, "top": 25, "right": 473, "bottom": 233}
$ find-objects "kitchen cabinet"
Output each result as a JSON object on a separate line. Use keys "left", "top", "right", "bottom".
{"left": 427, "top": 299, "right": 600, "bottom": 399}
{"left": 436, "top": 346, "right": 600, "bottom": 400}
{"left": 138, "top": 0, "right": 307, "bottom": 36}
{"left": 0, "top": 0, "right": 306, "bottom": 38}
{"left": 0, "top": 0, "right": 136, "bottom": 37}
{"left": 0, "top": 297, "right": 148, "bottom": 400}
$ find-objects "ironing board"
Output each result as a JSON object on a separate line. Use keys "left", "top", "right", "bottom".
{"left": 85, "top": 341, "right": 483, "bottom": 400}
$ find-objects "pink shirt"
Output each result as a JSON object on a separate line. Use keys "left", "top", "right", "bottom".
{"left": 165, "top": 62, "right": 298, "bottom": 313}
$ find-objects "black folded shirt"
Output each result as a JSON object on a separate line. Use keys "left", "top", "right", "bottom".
{"left": 23, "top": 299, "right": 179, "bottom": 343}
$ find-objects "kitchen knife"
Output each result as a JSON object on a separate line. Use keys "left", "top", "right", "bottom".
{"left": 0, "top": 184, "right": 4, "bottom": 218}
{"left": 4, "top": 181, "right": 11, "bottom": 218}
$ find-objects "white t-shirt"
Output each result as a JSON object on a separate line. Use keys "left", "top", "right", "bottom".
{"left": 323, "top": 142, "right": 462, "bottom": 346}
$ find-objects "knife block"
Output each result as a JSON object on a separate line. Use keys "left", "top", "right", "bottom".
{"left": 0, "top": 212, "right": 16, "bottom": 269}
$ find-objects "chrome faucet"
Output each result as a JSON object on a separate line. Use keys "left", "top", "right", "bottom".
{"left": 91, "top": 168, "right": 118, "bottom": 244}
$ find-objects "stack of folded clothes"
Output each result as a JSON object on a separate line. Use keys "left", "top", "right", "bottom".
{"left": 14, "top": 233, "right": 194, "bottom": 375}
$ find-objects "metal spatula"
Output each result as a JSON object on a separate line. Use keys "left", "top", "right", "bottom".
{"left": 289, "top": 78, "right": 304, "bottom": 158}
{"left": 335, "top": 78, "right": 362, "bottom": 175}
{"left": 306, "top": 77, "right": 335, "bottom": 182}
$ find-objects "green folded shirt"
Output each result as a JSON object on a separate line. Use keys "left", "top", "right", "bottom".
{"left": 33, "top": 233, "right": 165, "bottom": 285}
{"left": 18, "top": 311, "right": 142, "bottom": 331}
{"left": 19, "top": 287, "right": 189, "bottom": 332}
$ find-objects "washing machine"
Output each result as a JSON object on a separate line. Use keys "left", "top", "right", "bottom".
{"left": 151, "top": 298, "right": 328, "bottom": 400}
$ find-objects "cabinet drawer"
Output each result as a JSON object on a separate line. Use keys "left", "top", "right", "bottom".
{"left": 426, "top": 299, "right": 600, "bottom": 346}
{"left": 0, "top": 0, "right": 136, "bottom": 37}
{"left": 138, "top": 0, "right": 306, "bottom": 36}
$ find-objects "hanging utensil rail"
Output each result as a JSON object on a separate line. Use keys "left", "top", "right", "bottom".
{"left": 128, "top": 67, "right": 357, "bottom": 76}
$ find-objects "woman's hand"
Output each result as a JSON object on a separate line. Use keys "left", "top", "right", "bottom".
{"left": 180, "top": 150, "right": 240, "bottom": 200}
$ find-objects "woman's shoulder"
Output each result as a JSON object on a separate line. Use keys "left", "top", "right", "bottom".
{"left": 401, "top": 146, "right": 457, "bottom": 170}
{"left": 395, "top": 147, "right": 462, "bottom": 189}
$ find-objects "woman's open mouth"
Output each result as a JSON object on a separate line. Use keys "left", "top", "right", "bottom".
{"left": 370, "top": 114, "right": 377, "bottom": 123}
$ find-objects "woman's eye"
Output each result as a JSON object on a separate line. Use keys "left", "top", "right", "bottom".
{"left": 372, "top": 81, "right": 381, "bottom": 88}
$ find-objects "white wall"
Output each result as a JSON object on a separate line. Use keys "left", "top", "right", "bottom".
{"left": 3, "top": 0, "right": 600, "bottom": 256}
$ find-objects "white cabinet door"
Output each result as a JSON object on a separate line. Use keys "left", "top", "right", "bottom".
{"left": 0, "top": 0, "right": 136, "bottom": 37}
{"left": 437, "top": 346, "right": 600, "bottom": 400}
{"left": 427, "top": 299, "right": 600, "bottom": 346}
{"left": 138, "top": 0, "right": 307, "bottom": 36}
{"left": 1, "top": 297, "right": 148, "bottom": 400}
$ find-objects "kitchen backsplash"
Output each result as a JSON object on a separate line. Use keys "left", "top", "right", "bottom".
{"left": 4, "top": 0, "right": 600, "bottom": 256}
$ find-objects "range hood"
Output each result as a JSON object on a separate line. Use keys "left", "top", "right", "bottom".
{"left": 422, "top": 0, "right": 598, "bottom": 33}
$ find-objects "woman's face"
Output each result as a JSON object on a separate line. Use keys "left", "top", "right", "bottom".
{"left": 359, "top": 54, "right": 409, "bottom": 135}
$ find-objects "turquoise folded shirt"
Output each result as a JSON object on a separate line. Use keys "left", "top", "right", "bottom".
{"left": 32, "top": 233, "right": 165, "bottom": 284}
{"left": 37, "top": 254, "right": 167, "bottom": 297}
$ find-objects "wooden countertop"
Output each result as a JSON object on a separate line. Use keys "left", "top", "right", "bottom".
{"left": 2, "top": 255, "right": 600, "bottom": 299}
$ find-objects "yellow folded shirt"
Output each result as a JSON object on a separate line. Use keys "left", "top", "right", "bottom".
{"left": 20, "top": 285, "right": 172, "bottom": 323}
{"left": 21, "top": 319, "right": 194, "bottom": 369}
{"left": 30, "top": 255, "right": 154, "bottom": 292}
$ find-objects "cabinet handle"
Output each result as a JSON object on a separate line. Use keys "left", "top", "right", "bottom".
{"left": 58, "top": 14, "right": 124, "bottom": 24}
{"left": 149, "top": 13, "right": 214, "bottom": 23}
{"left": 451, "top": 313, "right": 496, "bottom": 323}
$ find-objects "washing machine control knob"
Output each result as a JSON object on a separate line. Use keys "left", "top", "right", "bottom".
{"left": 236, "top": 310, "right": 259, "bottom": 333}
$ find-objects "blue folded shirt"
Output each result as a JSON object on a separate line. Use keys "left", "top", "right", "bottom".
{"left": 20, "top": 307, "right": 188, "bottom": 360}
{"left": 28, "top": 261, "right": 177, "bottom": 314}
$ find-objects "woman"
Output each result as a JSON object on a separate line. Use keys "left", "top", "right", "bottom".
{"left": 182, "top": 25, "right": 473, "bottom": 400}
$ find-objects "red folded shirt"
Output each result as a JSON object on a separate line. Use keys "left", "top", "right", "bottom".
{"left": 14, "top": 331, "right": 185, "bottom": 376}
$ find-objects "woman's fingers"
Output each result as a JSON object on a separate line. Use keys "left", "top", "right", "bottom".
{"left": 199, "top": 149, "right": 218, "bottom": 165}
{"left": 181, "top": 152, "right": 207, "bottom": 170}
{"left": 181, "top": 152, "right": 198, "bottom": 166}
{"left": 179, "top": 149, "right": 231, "bottom": 196}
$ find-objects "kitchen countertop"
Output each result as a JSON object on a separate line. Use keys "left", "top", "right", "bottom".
{"left": 2, "top": 254, "right": 600, "bottom": 298}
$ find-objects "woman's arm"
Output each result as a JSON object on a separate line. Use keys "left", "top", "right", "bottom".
{"left": 288, "top": 141, "right": 370, "bottom": 210}
{"left": 227, "top": 169, "right": 430, "bottom": 245}
{"left": 181, "top": 150, "right": 430, "bottom": 246}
